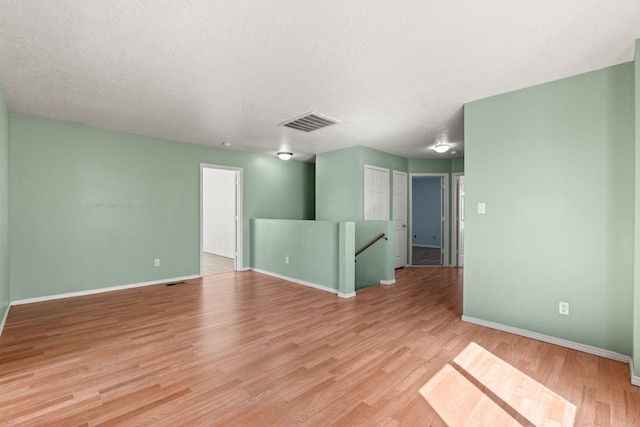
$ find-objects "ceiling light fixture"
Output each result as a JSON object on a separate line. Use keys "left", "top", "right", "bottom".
{"left": 277, "top": 152, "right": 293, "bottom": 161}
{"left": 433, "top": 143, "right": 451, "bottom": 154}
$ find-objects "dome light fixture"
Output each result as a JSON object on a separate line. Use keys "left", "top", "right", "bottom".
{"left": 433, "top": 143, "right": 451, "bottom": 154}
{"left": 277, "top": 152, "right": 293, "bottom": 161}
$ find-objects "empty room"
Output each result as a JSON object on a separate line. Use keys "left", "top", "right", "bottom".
{"left": 1, "top": 1, "right": 640, "bottom": 425}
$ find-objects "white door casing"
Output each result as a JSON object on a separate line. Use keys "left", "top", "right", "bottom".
{"left": 200, "top": 163, "right": 243, "bottom": 274}
{"left": 458, "top": 175, "right": 465, "bottom": 267}
{"left": 364, "top": 165, "right": 389, "bottom": 220}
{"left": 409, "top": 173, "right": 450, "bottom": 266}
{"left": 393, "top": 171, "right": 407, "bottom": 268}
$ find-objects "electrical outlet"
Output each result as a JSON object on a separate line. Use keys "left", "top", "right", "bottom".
{"left": 285, "top": 256, "right": 289, "bottom": 264}
{"left": 154, "top": 259, "right": 160, "bottom": 267}
{"left": 559, "top": 301, "right": 569, "bottom": 315}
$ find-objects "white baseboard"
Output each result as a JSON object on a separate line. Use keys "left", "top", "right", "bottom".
{"left": 237, "top": 267, "right": 251, "bottom": 272}
{"left": 630, "top": 358, "right": 640, "bottom": 386}
{"left": 251, "top": 268, "right": 341, "bottom": 296}
{"left": 11, "top": 275, "right": 201, "bottom": 306}
{"left": 380, "top": 279, "right": 396, "bottom": 285}
{"left": 0, "top": 304, "right": 10, "bottom": 338}
{"left": 412, "top": 244, "right": 440, "bottom": 248}
{"left": 339, "top": 292, "right": 356, "bottom": 299}
{"left": 462, "top": 315, "right": 638, "bottom": 386}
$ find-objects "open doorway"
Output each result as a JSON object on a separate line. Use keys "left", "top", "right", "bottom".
{"left": 452, "top": 173, "right": 465, "bottom": 267}
{"left": 410, "top": 174, "right": 449, "bottom": 266}
{"left": 200, "top": 164, "right": 243, "bottom": 276}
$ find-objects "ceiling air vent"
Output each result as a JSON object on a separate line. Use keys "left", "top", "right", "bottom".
{"left": 279, "top": 112, "right": 340, "bottom": 132}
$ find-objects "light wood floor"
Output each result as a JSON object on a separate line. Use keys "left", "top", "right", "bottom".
{"left": 202, "top": 252, "right": 234, "bottom": 276}
{"left": 0, "top": 268, "right": 638, "bottom": 426}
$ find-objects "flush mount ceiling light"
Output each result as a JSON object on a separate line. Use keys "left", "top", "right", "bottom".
{"left": 277, "top": 152, "right": 293, "bottom": 160}
{"left": 433, "top": 143, "right": 451, "bottom": 153}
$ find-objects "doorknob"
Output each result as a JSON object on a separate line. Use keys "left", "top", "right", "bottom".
{"left": 402, "top": 224, "right": 407, "bottom": 228}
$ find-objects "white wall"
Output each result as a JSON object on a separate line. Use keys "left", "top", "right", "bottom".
{"left": 203, "top": 168, "right": 236, "bottom": 258}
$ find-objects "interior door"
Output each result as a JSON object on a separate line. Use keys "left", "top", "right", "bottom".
{"left": 458, "top": 175, "right": 465, "bottom": 267}
{"left": 364, "top": 165, "right": 389, "bottom": 220}
{"left": 393, "top": 171, "right": 407, "bottom": 268}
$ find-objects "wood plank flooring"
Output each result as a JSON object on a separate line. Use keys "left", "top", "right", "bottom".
{"left": 0, "top": 268, "right": 638, "bottom": 426}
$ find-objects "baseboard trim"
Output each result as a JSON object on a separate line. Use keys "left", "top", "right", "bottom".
{"left": 462, "top": 316, "right": 630, "bottom": 363}
{"left": 237, "top": 267, "right": 251, "bottom": 272}
{"left": 412, "top": 244, "right": 440, "bottom": 248}
{"left": 630, "top": 358, "right": 640, "bottom": 386}
{"left": 338, "top": 292, "right": 356, "bottom": 299}
{"left": 380, "top": 279, "right": 396, "bottom": 285}
{"left": 11, "top": 275, "right": 202, "bottom": 306}
{"left": 0, "top": 304, "right": 10, "bottom": 338}
{"left": 251, "top": 268, "right": 340, "bottom": 296}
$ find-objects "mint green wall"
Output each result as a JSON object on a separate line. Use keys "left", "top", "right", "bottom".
{"left": 315, "top": 147, "right": 363, "bottom": 221}
{"left": 633, "top": 40, "right": 640, "bottom": 376}
{"left": 251, "top": 219, "right": 342, "bottom": 290}
{"left": 0, "top": 84, "right": 9, "bottom": 320}
{"left": 452, "top": 157, "right": 464, "bottom": 173}
{"left": 316, "top": 146, "right": 407, "bottom": 221}
{"left": 9, "top": 115, "right": 315, "bottom": 300}
{"left": 354, "top": 220, "right": 394, "bottom": 289}
{"left": 465, "top": 63, "right": 634, "bottom": 355}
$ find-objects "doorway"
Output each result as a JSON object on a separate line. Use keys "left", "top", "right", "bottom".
{"left": 200, "top": 164, "right": 243, "bottom": 276}
{"left": 452, "top": 173, "right": 465, "bottom": 267}
{"left": 410, "top": 174, "right": 449, "bottom": 266}
{"left": 393, "top": 171, "right": 407, "bottom": 268}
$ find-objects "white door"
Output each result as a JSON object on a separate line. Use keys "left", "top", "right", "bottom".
{"left": 457, "top": 175, "right": 465, "bottom": 267}
{"left": 393, "top": 171, "right": 407, "bottom": 268}
{"left": 364, "top": 165, "right": 389, "bottom": 220}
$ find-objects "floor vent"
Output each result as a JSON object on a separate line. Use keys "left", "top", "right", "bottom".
{"left": 279, "top": 112, "right": 340, "bottom": 132}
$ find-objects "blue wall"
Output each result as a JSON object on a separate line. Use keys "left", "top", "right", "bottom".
{"left": 412, "top": 176, "right": 441, "bottom": 247}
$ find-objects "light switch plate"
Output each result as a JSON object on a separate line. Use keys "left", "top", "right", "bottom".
{"left": 478, "top": 203, "right": 486, "bottom": 214}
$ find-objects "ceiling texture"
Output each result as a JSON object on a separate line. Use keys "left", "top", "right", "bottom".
{"left": 1, "top": 1, "right": 639, "bottom": 162}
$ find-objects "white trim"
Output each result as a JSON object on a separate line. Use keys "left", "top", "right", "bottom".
{"left": 11, "top": 275, "right": 201, "bottom": 306}
{"left": 200, "top": 164, "right": 244, "bottom": 275}
{"left": 392, "top": 170, "right": 408, "bottom": 268}
{"left": 451, "top": 172, "right": 464, "bottom": 267}
{"left": 339, "top": 292, "right": 356, "bottom": 299}
{"left": 237, "top": 267, "right": 251, "bottom": 272}
{"left": 412, "top": 244, "right": 440, "bottom": 249}
{"left": 630, "top": 358, "right": 640, "bottom": 386}
{"left": 251, "top": 268, "right": 340, "bottom": 296}
{"left": 0, "top": 304, "right": 10, "bottom": 338}
{"left": 380, "top": 279, "right": 396, "bottom": 285}
{"left": 409, "top": 173, "right": 450, "bottom": 267}
{"left": 462, "top": 315, "right": 631, "bottom": 363}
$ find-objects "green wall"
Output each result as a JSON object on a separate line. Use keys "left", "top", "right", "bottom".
{"left": 0, "top": 84, "right": 9, "bottom": 321}
{"left": 9, "top": 114, "right": 315, "bottom": 300}
{"left": 316, "top": 146, "right": 408, "bottom": 221}
{"left": 251, "top": 219, "right": 355, "bottom": 295}
{"left": 464, "top": 63, "right": 634, "bottom": 355}
{"left": 354, "top": 220, "right": 395, "bottom": 289}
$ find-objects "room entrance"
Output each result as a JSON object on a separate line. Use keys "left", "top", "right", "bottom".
{"left": 200, "top": 164, "right": 243, "bottom": 276}
{"left": 410, "top": 173, "right": 449, "bottom": 266}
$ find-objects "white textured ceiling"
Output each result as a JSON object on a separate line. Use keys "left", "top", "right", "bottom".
{"left": 1, "top": 1, "right": 639, "bottom": 162}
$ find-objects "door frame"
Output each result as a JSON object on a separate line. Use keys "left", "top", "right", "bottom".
{"left": 393, "top": 170, "right": 408, "bottom": 268}
{"left": 452, "top": 172, "right": 464, "bottom": 267}
{"left": 409, "top": 173, "right": 450, "bottom": 266}
{"left": 200, "top": 163, "right": 243, "bottom": 275}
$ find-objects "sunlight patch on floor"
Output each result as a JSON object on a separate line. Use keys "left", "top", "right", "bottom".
{"left": 419, "top": 342, "right": 576, "bottom": 427}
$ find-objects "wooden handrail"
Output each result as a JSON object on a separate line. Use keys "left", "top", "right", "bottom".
{"left": 355, "top": 233, "right": 387, "bottom": 257}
